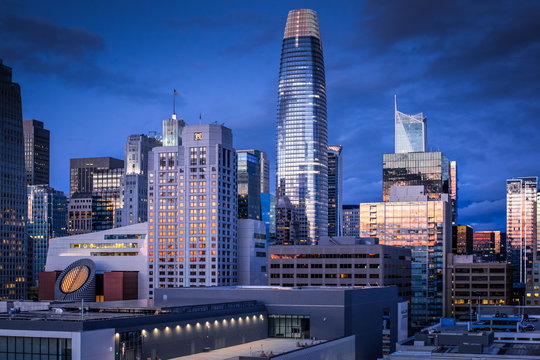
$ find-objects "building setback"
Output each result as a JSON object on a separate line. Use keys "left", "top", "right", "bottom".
{"left": 276, "top": 9, "right": 328, "bottom": 244}
{"left": 147, "top": 124, "right": 237, "bottom": 297}
{"left": 22, "top": 119, "right": 50, "bottom": 186}
{"left": 0, "top": 60, "right": 28, "bottom": 299}
{"left": 268, "top": 238, "right": 411, "bottom": 300}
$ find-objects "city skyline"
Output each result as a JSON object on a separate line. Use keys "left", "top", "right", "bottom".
{"left": 2, "top": 1, "right": 540, "bottom": 231}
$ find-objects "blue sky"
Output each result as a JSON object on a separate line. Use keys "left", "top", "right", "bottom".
{"left": 2, "top": 0, "right": 539, "bottom": 231}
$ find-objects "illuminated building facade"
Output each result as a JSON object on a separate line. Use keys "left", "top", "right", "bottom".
{"left": 0, "top": 60, "right": 28, "bottom": 299}
{"left": 92, "top": 168, "right": 124, "bottom": 231}
{"left": 452, "top": 224, "right": 473, "bottom": 255}
{"left": 27, "top": 185, "right": 67, "bottom": 285}
{"left": 237, "top": 150, "right": 261, "bottom": 220}
{"left": 276, "top": 9, "right": 328, "bottom": 244}
{"left": 449, "top": 160, "right": 457, "bottom": 223}
{"left": 69, "top": 157, "right": 123, "bottom": 196}
{"left": 506, "top": 177, "right": 537, "bottom": 305}
{"left": 147, "top": 124, "right": 237, "bottom": 297}
{"left": 360, "top": 186, "right": 452, "bottom": 327}
{"left": 328, "top": 146, "right": 343, "bottom": 236}
{"left": 23, "top": 119, "right": 50, "bottom": 186}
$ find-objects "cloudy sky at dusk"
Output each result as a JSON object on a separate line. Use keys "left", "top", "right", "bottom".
{"left": 2, "top": 0, "right": 539, "bottom": 231}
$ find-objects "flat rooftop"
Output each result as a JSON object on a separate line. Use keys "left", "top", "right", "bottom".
{"left": 171, "top": 338, "right": 326, "bottom": 360}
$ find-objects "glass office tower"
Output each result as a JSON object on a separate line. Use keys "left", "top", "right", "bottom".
{"left": 395, "top": 97, "right": 427, "bottom": 154}
{"left": 328, "top": 146, "right": 343, "bottom": 236}
{"left": 237, "top": 150, "right": 261, "bottom": 220}
{"left": 276, "top": 9, "right": 328, "bottom": 244}
{"left": 506, "top": 177, "right": 537, "bottom": 295}
{"left": 0, "top": 60, "right": 28, "bottom": 299}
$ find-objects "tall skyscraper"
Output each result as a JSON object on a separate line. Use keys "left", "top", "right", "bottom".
{"left": 394, "top": 96, "right": 427, "bottom": 154}
{"left": 360, "top": 186, "right": 452, "bottom": 328}
{"left": 276, "top": 9, "right": 328, "bottom": 245}
{"left": 23, "top": 119, "right": 50, "bottom": 186}
{"left": 121, "top": 134, "right": 161, "bottom": 226}
{"left": 342, "top": 205, "right": 360, "bottom": 237}
{"left": 92, "top": 167, "right": 124, "bottom": 231}
{"left": 449, "top": 161, "right": 457, "bottom": 223}
{"left": 328, "top": 146, "right": 343, "bottom": 236}
{"left": 0, "top": 60, "right": 28, "bottom": 299}
{"left": 506, "top": 177, "right": 537, "bottom": 298}
{"left": 147, "top": 124, "right": 237, "bottom": 297}
{"left": 237, "top": 150, "right": 261, "bottom": 220}
{"left": 27, "top": 185, "right": 67, "bottom": 285}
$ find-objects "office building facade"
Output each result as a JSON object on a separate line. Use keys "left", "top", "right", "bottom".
{"left": 342, "top": 204, "right": 360, "bottom": 237}
{"left": 261, "top": 193, "right": 276, "bottom": 244}
{"left": 237, "top": 150, "right": 261, "bottom": 220}
{"left": 238, "top": 219, "right": 267, "bottom": 285}
{"left": 27, "top": 185, "right": 67, "bottom": 285}
{"left": 22, "top": 119, "right": 50, "bottom": 186}
{"left": 449, "top": 160, "right": 457, "bottom": 223}
{"left": 276, "top": 9, "right": 328, "bottom": 244}
{"left": 0, "top": 60, "right": 28, "bottom": 299}
{"left": 506, "top": 177, "right": 537, "bottom": 296}
{"left": 445, "top": 255, "right": 513, "bottom": 320}
{"left": 328, "top": 145, "right": 343, "bottom": 236}
{"left": 69, "top": 157, "right": 124, "bottom": 196}
{"left": 452, "top": 224, "right": 473, "bottom": 255}
{"left": 121, "top": 134, "right": 161, "bottom": 226}
{"left": 268, "top": 240, "right": 411, "bottom": 300}
{"left": 274, "top": 195, "right": 296, "bottom": 245}
{"left": 147, "top": 124, "right": 237, "bottom": 297}
{"left": 360, "top": 186, "right": 452, "bottom": 328}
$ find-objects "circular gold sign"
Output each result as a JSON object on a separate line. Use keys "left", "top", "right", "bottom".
{"left": 60, "top": 265, "right": 90, "bottom": 293}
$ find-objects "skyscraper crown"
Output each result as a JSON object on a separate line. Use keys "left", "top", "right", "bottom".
{"left": 283, "top": 9, "right": 320, "bottom": 40}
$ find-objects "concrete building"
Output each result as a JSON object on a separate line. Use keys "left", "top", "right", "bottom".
{"left": 328, "top": 145, "right": 343, "bottom": 237}
{"left": 67, "top": 193, "right": 92, "bottom": 235}
{"left": 44, "top": 222, "right": 149, "bottom": 299}
{"left": 360, "top": 186, "right": 452, "bottom": 328}
{"left": 156, "top": 286, "right": 403, "bottom": 360}
{"left": 446, "top": 255, "right": 513, "bottom": 320}
{"left": 452, "top": 224, "right": 473, "bottom": 255}
{"left": 22, "top": 119, "right": 50, "bottom": 186}
{"left": 121, "top": 134, "right": 161, "bottom": 226}
{"left": 237, "top": 219, "right": 267, "bottom": 285}
{"left": 268, "top": 237, "right": 411, "bottom": 300}
{"left": 27, "top": 185, "right": 67, "bottom": 285}
{"left": 342, "top": 204, "right": 360, "bottom": 237}
{"left": 474, "top": 231, "right": 506, "bottom": 262}
{"left": 0, "top": 60, "right": 28, "bottom": 299}
{"left": 147, "top": 123, "right": 237, "bottom": 296}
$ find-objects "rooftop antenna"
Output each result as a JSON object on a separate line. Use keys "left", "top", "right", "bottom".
{"left": 199, "top": 113, "right": 202, "bottom": 125}
{"left": 173, "top": 89, "right": 178, "bottom": 115}
{"left": 394, "top": 93, "right": 397, "bottom": 113}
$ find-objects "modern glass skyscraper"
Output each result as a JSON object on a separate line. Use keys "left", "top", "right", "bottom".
{"left": 0, "top": 60, "right": 28, "bottom": 299}
{"left": 276, "top": 9, "right": 328, "bottom": 244}
{"left": 328, "top": 146, "right": 343, "bottom": 236}
{"left": 237, "top": 150, "right": 261, "bottom": 220}
{"left": 394, "top": 96, "right": 427, "bottom": 153}
{"left": 506, "top": 177, "right": 537, "bottom": 295}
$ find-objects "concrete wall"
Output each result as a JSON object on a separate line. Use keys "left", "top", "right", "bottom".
{"left": 80, "top": 328, "right": 115, "bottom": 360}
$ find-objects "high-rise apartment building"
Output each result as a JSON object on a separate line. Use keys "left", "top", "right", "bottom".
{"left": 0, "top": 60, "right": 28, "bottom": 299}
{"left": 147, "top": 124, "right": 237, "bottom": 297}
{"left": 360, "top": 186, "right": 452, "bottom": 328}
{"left": 328, "top": 146, "right": 343, "bottom": 237}
{"left": 394, "top": 98, "right": 427, "bottom": 153}
{"left": 506, "top": 177, "right": 537, "bottom": 298}
{"left": 27, "top": 185, "right": 67, "bottom": 285}
{"left": 342, "top": 205, "right": 360, "bottom": 237}
{"left": 237, "top": 150, "right": 261, "bottom": 220}
{"left": 276, "top": 9, "right": 328, "bottom": 244}
{"left": 69, "top": 157, "right": 124, "bottom": 195}
{"left": 452, "top": 224, "right": 473, "bottom": 255}
{"left": 121, "top": 134, "right": 161, "bottom": 226}
{"left": 23, "top": 119, "right": 50, "bottom": 186}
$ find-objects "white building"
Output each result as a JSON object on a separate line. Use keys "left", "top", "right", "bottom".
{"left": 238, "top": 218, "right": 267, "bottom": 285}
{"left": 147, "top": 123, "right": 237, "bottom": 297}
{"left": 45, "top": 222, "right": 149, "bottom": 299}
